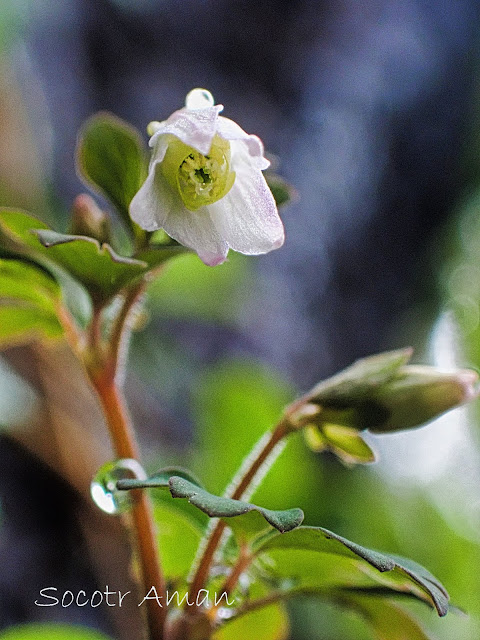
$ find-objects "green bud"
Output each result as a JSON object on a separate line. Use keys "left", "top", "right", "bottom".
{"left": 69, "top": 194, "right": 111, "bottom": 244}
{"left": 369, "top": 366, "right": 479, "bottom": 433}
{"left": 309, "top": 348, "right": 413, "bottom": 406}
{"left": 293, "top": 349, "right": 478, "bottom": 462}
{"left": 160, "top": 134, "right": 235, "bottom": 211}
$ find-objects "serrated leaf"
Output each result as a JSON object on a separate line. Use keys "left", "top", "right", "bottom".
{"left": 168, "top": 477, "right": 304, "bottom": 535}
{"left": 76, "top": 112, "right": 147, "bottom": 231}
{"left": 0, "top": 624, "right": 112, "bottom": 640}
{"left": 255, "top": 527, "right": 449, "bottom": 616}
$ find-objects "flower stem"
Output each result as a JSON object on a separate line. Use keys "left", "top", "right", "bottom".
{"left": 187, "top": 418, "right": 291, "bottom": 608}
{"left": 80, "top": 284, "right": 166, "bottom": 640}
{"left": 91, "top": 374, "right": 167, "bottom": 639}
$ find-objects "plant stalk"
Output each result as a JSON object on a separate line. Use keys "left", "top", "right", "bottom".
{"left": 91, "top": 371, "right": 167, "bottom": 640}
{"left": 83, "top": 285, "right": 166, "bottom": 640}
{"left": 187, "top": 418, "right": 291, "bottom": 608}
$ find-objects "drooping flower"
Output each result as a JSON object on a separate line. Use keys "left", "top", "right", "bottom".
{"left": 129, "top": 89, "right": 285, "bottom": 266}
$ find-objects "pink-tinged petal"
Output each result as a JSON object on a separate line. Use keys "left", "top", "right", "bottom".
{"left": 129, "top": 163, "right": 175, "bottom": 231}
{"left": 207, "top": 142, "right": 284, "bottom": 255}
{"left": 149, "top": 105, "right": 223, "bottom": 156}
{"left": 162, "top": 204, "right": 229, "bottom": 266}
{"left": 217, "top": 116, "right": 270, "bottom": 170}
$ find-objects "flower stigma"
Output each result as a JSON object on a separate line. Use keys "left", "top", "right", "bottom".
{"left": 161, "top": 134, "right": 236, "bottom": 211}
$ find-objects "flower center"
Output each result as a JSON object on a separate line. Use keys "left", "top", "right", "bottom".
{"left": 161, "top": 135, "right": 235, "bottom": 211}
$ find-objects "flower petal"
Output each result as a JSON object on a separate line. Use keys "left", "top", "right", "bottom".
{"left": 162, "top": 204, "right": 229, "bottom": 266}
{"left": 149, "top": 105, "right": 223, "bottom": 156}
{"left": 207, "top": 141, "right": 284, "bottom": 255}
{"left": 129, "top": 163, "right": 174, "bottom": 231}
{"left": 217, "top": 116, "right": 270, "bottom": 170}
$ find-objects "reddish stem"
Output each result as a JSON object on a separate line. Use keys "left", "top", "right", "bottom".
{"left": 83, "top": 283, "right": 166, "bottom": 640}
{"left": 92, "top": 372, "right": 167, "bottom": 640}
{"left": 187, "top": 420, "right": 290, "bottom": 609}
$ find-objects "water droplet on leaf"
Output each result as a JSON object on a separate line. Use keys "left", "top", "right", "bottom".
{"left": 90, "top": 459, "right": 147, "bottom": 515}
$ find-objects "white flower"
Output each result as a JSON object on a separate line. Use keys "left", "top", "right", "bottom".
{"left": 129, "top": 89, "right": 285, "bottom": 266}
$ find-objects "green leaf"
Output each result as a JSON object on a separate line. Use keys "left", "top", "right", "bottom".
{"left": 255, "top": 527, "right": 449, "bottom": 616}
{"left": 0, "top": 258, "right": 60, "bottom": 312}
{"left": 0, "top": 208, "right": 50, "bottom": 250}
{"left": 0, "top": 209, "right": 93, "bottom": 323}
{"left": 76, "top": 112, "right": 147, "bottom": 231}
{"left": 0, "top": 208, "right": 144, "bottom": 300}
{"left": 34, "top": 229, "right": 147, "bottom": 300}
{"left": 118, "top": 468, "right": 304, "bottom": 536}
{"left": 153, "top": 501, "right": 202, "bottom": 581}
{"left": 117, "top": 466, "right": 202, "bottom": 491}
{"left": 0, "top": 302, "right": 63, "bottom": 349}
{"left": 387, "top": 552, "right": 449, "bottom": 614}
{"left": 338, "top": 595, "right": 433, "bottom": 640}
{"left": 0, "top": 624, "right": 112, "bottom": 640}
{"left": 0, "top": 209, "right": 185, "bottom": 302}
{"left": 256, "top": 527, "right": 395, "bottom": 570}
{"left": 212, "top": 602, "right": 289, "bottom": 640}
{"left": 168, "top": 476, "right": 304, "bottom": 535}
{"left": 0, "top": 258, "right": 63, "bottom": 348}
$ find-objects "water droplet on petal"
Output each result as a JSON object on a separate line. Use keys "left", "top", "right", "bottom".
{"left": 185, "top": 88, "right": 215, "bottom": 110}
{"left": 90, "top": 459, "right": 147, "bottom": 515}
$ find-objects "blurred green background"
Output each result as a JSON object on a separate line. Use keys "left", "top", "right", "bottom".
{"left": 1, "top": 0, "right": 480, "bottom": 639}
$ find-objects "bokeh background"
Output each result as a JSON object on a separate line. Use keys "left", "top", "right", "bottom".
{"left": 1, "top": 0, "right": 480, "bottom": 638}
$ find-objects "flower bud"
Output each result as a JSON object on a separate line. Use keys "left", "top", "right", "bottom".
{"left": 70, "top": 194, "right": 111, "bottom": 244}
{"left": 369, "top": 366, "right": 479, "bottom": 433}
{"left": 294, "top": 349, "right": 479, "bottom": 462}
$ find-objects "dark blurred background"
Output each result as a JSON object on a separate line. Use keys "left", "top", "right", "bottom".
{"left": 1, "top": 1, "right": 480, "bottom": 638}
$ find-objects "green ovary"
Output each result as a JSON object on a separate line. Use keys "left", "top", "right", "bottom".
{"left": 161, "top": 135, "right": 236, "bottom": 211}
